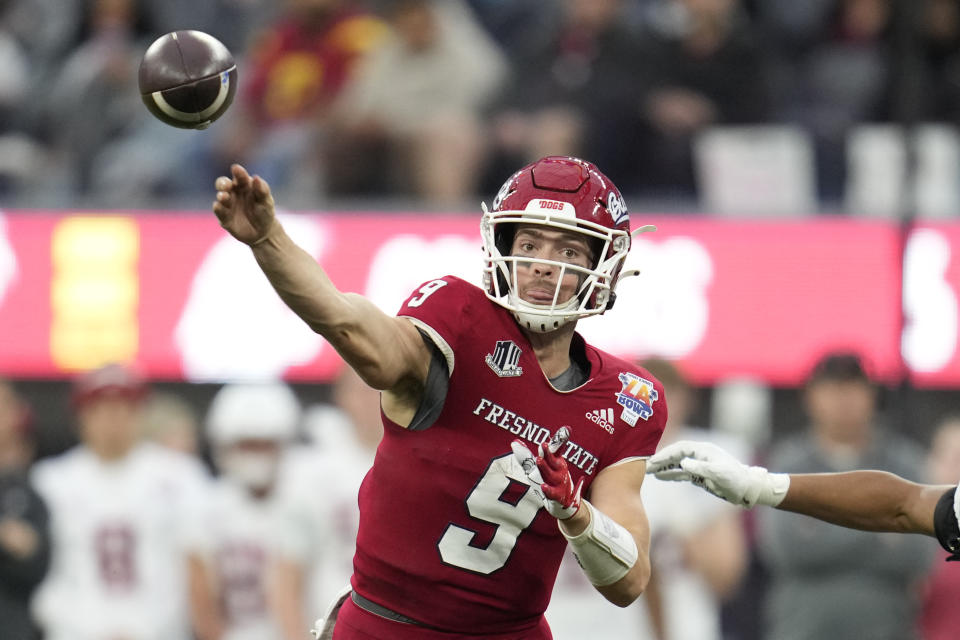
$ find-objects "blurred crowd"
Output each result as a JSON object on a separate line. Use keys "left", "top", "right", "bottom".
{"left": 2, "top": 0, "right": 960, "bottom": 212}
{"left": 2, "top": 353, "right": 959, "bottom": 640}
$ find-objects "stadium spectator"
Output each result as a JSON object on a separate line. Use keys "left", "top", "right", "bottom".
{"left": 3, "top": 0, "right": 84, "bottom": 74}
{"left": 464, "top": 0, "right": 563, "bottom": 62}
{"left": 632, "top": 0, "right": 774, "bottom": 200}
{"left": 212, "top": 155, "right": 667, "bottom": 639}
{"left": 141, "top": 0, "right": 278, "bottom": 56}
{"left": 271, "top": 367, "right": 381, "bottom": 640}
{"left": 169, "top": 0, "right": 388, "bottom": 204}
{"left": 326, "top": 0, "right": 507, "bottom": 205}
{"left": 918, "top": 415, "right": 960, "bottom": 640}
{"left": 773, "top": 0, "right": 897, "bottom": 201}
{"left": 753, "top": 352, "right": 932, "bottom": 640}
{"left": 30, "top": 363, "right": 213, "bottom": 640}
{"left": 915, "top": 0, "right": 960, "bottom": 121}
{"left": 0, "top": 0, "right": 44, "bottom": 198}
{"left": 191, "top": 381, "right": 302, "bottom": 640}
{"left": 484, "top": 0, "right": 647, "bottom": 195}
{"left": 38, "top": 0, "right": 152, "bottom": 196}
{"left": 0, "top": 380, "right": 50, "bottom": 640}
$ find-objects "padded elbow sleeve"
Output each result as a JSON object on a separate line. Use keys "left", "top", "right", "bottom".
{"left": 933, "top": 487, "right": 960, "bottom": 561}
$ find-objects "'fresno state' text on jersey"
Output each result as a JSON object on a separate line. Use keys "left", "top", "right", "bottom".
{"left": 351, "top": 276, "right": 667, "bottom": 635}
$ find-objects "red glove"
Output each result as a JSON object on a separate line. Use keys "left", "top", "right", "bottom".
{"left": 511, "top": 428, "right": 583, "bottom": 520}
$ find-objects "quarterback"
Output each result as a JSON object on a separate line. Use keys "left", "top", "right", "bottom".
{"left": 212, "top": 156, "right": 667, "bottom": 638}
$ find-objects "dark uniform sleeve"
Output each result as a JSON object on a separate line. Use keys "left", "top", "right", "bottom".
{"left": 0, "top": 474, "right": 51, "bottom": 592}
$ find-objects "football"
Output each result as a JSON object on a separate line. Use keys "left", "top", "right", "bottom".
{"left": 138, "top": 30, "right": 237, "bottom": 130}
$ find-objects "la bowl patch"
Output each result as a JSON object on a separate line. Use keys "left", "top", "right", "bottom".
{"left": 615, "top": 372, "right": 658, "bottom": 426}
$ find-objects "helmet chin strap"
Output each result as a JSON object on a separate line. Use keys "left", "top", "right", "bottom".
{"left": 508, "top": 294, "right": 579, "bottom": 333}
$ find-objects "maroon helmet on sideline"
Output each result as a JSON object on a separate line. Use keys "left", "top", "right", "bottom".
{"left": 71, "top": 363, "right": 148, "bottom": 409}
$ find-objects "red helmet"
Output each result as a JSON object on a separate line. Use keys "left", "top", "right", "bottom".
{"left": 481, "top": 156, "right": 636, "bottom": 332}
{"left": 72, "top": 363, "right": 148, "bottom": 409}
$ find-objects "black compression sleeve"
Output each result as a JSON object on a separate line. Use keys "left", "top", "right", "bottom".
{"left": 933, "top": 487, "right": 960, "bottom": 561}
{"left": 406, "top": 328, "right": 450, "bottom": 432}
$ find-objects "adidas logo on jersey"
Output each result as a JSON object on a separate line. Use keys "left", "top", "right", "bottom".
{"left": 586, "top": 408, "right": 615, "bottom": 434}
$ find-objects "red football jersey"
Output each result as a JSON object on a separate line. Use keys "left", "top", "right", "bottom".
{"left": 351, "top": 276, "right": 667, "bottom": 635}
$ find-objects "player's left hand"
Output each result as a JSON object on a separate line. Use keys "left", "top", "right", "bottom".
{"left": 512, "top": 427, "right": 583, "bottom": 520}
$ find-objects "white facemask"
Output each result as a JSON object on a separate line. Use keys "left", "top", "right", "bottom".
{"left": 219, "top": 450, "right": 278, "bottom": 491}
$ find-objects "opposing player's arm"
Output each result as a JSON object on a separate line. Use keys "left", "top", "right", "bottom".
{"left": 648, "top": 440, "right": 960, "bottom": 558}
{"left": 213, "top": 164, "right": 430, "bottom": 392}
{"left": 577, "top": 459, "right": 651, "bottom": 607}
{"left": 778, "top": 472, "right": 947, "bottom": 535}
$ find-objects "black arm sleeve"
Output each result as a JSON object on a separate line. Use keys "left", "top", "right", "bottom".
{"left": 933, "top": 487, "right": 960, "bottom": 562}
{"left": 0, "top": 478, "right": 51, "bottom": 590}
{"left": 406, "top": 328, "right": 450, "bottom": 432}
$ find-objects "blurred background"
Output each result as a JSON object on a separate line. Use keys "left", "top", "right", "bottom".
{"left": 2, "top": 0, "right": 960, "bottom": 639}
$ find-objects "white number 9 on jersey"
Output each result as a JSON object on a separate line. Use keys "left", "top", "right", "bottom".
{"left": 407, "top": 279, "right": 447, "bottom": 308}
{"left": 437, "top": 453, "right": 541, "bottom": 574}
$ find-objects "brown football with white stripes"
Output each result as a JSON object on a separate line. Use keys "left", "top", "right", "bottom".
{"left": 138, "top": 30, "right": 237, "bottom": 130}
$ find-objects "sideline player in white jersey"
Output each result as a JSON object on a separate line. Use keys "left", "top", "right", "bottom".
{"left": 271, "top": 367, "right": 382, "bottom": 640}
{"left": 30, "top": 364, "right": 212, "bottom": 640}
{"left": 192, "top": 381, "right": 301, "bottom": 640}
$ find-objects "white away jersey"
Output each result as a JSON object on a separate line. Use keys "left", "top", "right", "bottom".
{"left": 30, "top": 442, "right": 212, "bottom": 640}
{"left": 272, "top": 439, "right": 373, "bottom": 616}
{"left": 196, "top": 479, "right": 284, "bottom": 640}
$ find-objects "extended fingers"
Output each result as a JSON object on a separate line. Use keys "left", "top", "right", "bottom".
{"left": 651, "top": 468, "right": 694, "bottom": 482}
{"left": 251, "top": 175, "right": 272, "bottom": 203}
{"left": 647, "top": 440, "right": 710, "bottom": 472}
{"left": 212, "top": 182, "right": 233, "bottom": 221}
{"left": 231, "top": 163, "right": 251, "bottom": 187}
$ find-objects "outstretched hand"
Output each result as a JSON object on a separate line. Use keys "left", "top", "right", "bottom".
{"left": 647, "top": 440, "right": 789, "bottom": 508}
{"left": 212, "top": 164, "right": 278, "bottom": 246}
{"left": 512, "top": 427, "right": 583, "bottom": 520}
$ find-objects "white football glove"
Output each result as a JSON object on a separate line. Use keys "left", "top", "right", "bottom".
{"left": 647, "top": 440, "right": 790, "bottom": 508}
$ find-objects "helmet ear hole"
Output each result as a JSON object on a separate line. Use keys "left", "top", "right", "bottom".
{"left": 494, "top": 222, "right": 516, "bottom": 256}
{"left": 494, "top": 222, "right": 516, "bottom": 294}
{"left": 496, "top": 271, "right": 510, "bottom": 294}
